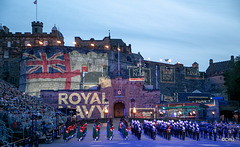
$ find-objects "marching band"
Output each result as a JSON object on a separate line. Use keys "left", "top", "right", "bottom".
{"left": 62, "top": 118, "right": 240, "bottom": 142}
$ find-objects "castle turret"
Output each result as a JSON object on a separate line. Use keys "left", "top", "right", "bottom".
{"left": 209, "top": 59, "right": 213, "bottom": 66}
{"left": 231, "top": 55, "right": 234, "bottom": 63}
{"left": 192, "top": 62, "right": 199, "bottom": 69}
{"left": 32, "top": 21, "right": 43, "bottom": 34}
{"left": 0, "top": 23, "right": 3, "bottom": 31}
{"left": 51, "top": 24, "right": 58, "bottom": 34}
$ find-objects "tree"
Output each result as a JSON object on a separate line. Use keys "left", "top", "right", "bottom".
{"left": 223, "top": 56, "right": 240, "bottom": 103}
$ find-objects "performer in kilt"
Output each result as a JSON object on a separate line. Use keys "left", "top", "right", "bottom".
{"left": 107, "top": 118, "right": 114, "bottom": 140}
{"left": 93, "top": 119, "right": 101, "bottom": 141}
{"left": 77, "top": 119, "right": 87, "bottom": 141}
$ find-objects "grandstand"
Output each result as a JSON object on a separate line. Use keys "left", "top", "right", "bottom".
{"left": 0, "top": 79, "right": 67, "bottom": 146}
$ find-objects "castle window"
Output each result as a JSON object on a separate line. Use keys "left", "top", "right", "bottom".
{"left": 25, "top": 41, "right": 30, "bottom": 46}
{"left": 3, "top": 61, "right": 8, "bottom": 72}
{"left": 11, "top": 77, "right": 15, "bottom": 84}
{"left": 145, "top": 63, "right": 149, "bottom": 68}
{"left": 7, "top": 41, "right": 11, "bottom": 47}
{"left": 127, "top": 56, "right": 131, "bottom": 62}
{"left": 39, "top": 41, "right": 43, "bottom": 45}
{"left": 176, "top": 67, "right": 180, "bottom": 73}
{"left": 88, "top": 63, "right": 92, "bottom": 71}
{"left": 43, "top": 41, "right": 48, "bottom": 46}
{"left": 4, "top": 50, "right": 9, "bottom": 58}
{"left": 105, "top": 45, "right": 109, "bottom": 49}
{"left": 211, "top": 84, "right": 216, "bottom": 91}
{"left": 103, "top": 65, "right": 107, "bottom": 73}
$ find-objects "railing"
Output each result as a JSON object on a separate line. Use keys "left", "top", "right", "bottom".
{"left": 58, "top": 124, "right": 64, "bottom": 137}
{"left": 0, "top": 123, "right": 64, "bottom": 146}
{"left": 1, "top": 137, "right": 34, "bottom": 147}
{"left": 50, "top": 124, "right": 64, "bottom": 139}
{"left": 0, "top": 120, "right": 13, "bottom": 146}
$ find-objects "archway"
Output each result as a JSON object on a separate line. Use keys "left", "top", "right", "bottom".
{"left": 114, "top": 102, "right": 125, "bottom": 118}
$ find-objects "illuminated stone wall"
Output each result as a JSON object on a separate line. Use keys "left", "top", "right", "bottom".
{"left": 0, "top": 22, "right": 64, "bottom": 87}
{"left": 40, "top": 77, "right": 161, "bottom": 119}
{"left": 144, "top": 61, "right": 205, "bottom": 102}
{"left": 19, "top": 46, "right": 144, "bottom": 96}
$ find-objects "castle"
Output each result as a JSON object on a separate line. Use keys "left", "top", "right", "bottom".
{"left": 0, "top": 21, "right": 64, "bottom": 87}
{"left": 0, "top": 21, "right": 237, "bottom": 120}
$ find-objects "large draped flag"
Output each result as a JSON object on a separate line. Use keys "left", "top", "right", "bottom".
{"left": 20, "top": 48, "right": 81, "bottom": 96}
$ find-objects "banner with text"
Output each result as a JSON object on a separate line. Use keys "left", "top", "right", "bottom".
{"left": 41, "top": 90, "right": 109, "bottom": 119}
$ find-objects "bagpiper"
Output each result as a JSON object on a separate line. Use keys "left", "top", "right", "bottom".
{"left": 77, "top": 120, "right": 87, "bottom": 141}
{"left": 93, "top": 119, "right": 101, "bottom": 141}
{"left": 107, "top": 118, "right": 114, "bottom": 140}
{"left": 63, "top": 126, "right": 69, "bottom": 142}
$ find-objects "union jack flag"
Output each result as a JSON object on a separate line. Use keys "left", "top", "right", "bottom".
{"left": 23, "top": 52, "right": 81, "bottom": 89}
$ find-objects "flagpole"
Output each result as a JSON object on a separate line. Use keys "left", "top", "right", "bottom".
{"left": 36, "top": 0, "right": 38, "bottom": 21}
{"left": 139, "top": 58, "right": 141, "bottom": 76}
{"left": 117, "top": 44, "right": 120, "bottom": 76}
{"left": 156, "top": 65, "right": 158, "bottom": 89}
{"left": 102, "top": 59, "right": 103, "bottom": 77}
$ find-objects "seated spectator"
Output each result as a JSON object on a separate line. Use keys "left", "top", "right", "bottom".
{"left": 0, "top": 79, "right": 67, "bottom": 138}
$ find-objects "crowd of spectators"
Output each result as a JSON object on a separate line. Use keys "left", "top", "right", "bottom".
{"left": 0, "top": 79, "right": 67, "bottom": 138}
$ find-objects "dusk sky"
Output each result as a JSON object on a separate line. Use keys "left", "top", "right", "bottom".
{"left": 1, "top": 0, "right": 239, "bottom": 71}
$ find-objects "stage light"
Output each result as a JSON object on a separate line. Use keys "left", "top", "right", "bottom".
{"left": 39, "top": 41, "right": 43, "bottom": 45}
{"left": 133, "top": 107, "right": 136, "bottom": 114}
{"left": 105, "top": 45, "right": 109, "bottom": 49}
{"left": 174, "top": 112, "right": 177, "bottom": 116}
{"left": 104, "top": 107, "right": 109, "bottom": 114}
{"left": 193, "top": 111, "right": 196, "bottom": 115}
{"left": 90, "top": 43, "right": 95, "bottom": 47}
